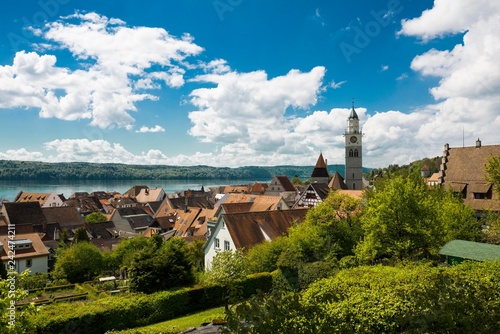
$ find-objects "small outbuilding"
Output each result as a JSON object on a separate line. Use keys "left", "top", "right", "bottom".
{"left": 438, "top": 240, "right": 500, "bottom": 265}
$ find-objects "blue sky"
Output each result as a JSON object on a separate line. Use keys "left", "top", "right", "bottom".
{"left": 0, "top": 0, "right": 499, "bottom": 168}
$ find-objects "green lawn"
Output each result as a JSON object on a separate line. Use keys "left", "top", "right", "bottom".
{"left": 106, "top": 306, "right": 226, "bottom": 334}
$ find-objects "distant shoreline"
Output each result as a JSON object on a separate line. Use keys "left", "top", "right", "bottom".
{"left": 0, "top": 159, "right": 370, "bottom": 181}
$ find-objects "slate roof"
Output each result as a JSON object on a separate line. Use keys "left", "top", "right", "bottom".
{"left": 127, "top": 216, "right": 154, "bottom": 230}
{"left": 117, "top": 207, "right": 150, "bottom": 217}
{"left": 439, "top": 240, "right": 500, "bottom": 261}
{"left": 275, "top": 176, "right": 296, "bottom": 192}
{"left": 310, "top": 183, "right": 331, "bottom": 200}
{"left": 311, "top": 153, "right": 329, "bottom": 178}
{"left": 222, "top": 208, "right": 308, "bottom": 250}
{"left": 169, "top": 196, "right": 214, "bottom": 210}
{"left": 85, "top": 221, "right": 117, "bottom": 239}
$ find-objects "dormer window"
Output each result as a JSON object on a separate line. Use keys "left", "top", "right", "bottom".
{"left": 12, "top": 239, "right": 33, "bottom": 250}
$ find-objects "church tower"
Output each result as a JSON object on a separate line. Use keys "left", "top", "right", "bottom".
{"left": 344, "top": 102, "right": 363, "bottom": 190}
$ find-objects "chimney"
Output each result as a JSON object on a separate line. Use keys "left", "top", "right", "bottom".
{"left": 476, "top": 138, "right": 481, "bottom": 148}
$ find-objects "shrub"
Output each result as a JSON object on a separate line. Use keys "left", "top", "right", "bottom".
{"left": 34, "top": 272, "right": 273, "bottom": 333}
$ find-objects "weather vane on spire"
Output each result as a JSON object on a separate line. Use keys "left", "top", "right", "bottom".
{"left": 352, "top": 97, "right": 355, "bottom": 109}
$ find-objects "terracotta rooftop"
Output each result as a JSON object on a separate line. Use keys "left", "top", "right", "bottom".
{"left": 216, "top": 193, "right": 285, "bottom": 211}
{"left": 222, "top": 208, "right": 308, "bottom": 250}
{"left": 442, "top": 143, "right": 500, "bottom": 210}
{"left": 0, "top": 233, "right": 49, "bottom": 261}
{"left": 15, "top": 191, "right": 51, "bottom": 205}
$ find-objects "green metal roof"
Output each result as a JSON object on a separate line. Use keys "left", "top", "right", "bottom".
{"left": 439, "top": 240, "right": 500, "bottom": 261}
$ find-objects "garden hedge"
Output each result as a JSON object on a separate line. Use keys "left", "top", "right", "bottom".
{"left": 34, "top": 272, "right": 273, "bottom": 333}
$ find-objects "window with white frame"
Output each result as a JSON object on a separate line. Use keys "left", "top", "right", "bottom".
{"left": 224, "top": 240, "right": 230, "bottom": 251}
{"left": 215, "top": 238, "right": 220, "bottom": 249}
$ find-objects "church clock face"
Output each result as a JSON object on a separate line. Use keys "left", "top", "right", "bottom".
{"left": 350, "top": 136, "right": 357, "bottom": 143}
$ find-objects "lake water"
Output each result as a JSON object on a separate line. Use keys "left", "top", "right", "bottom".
{"left": 0, "top": 178, "right": 270, "bottom": 202}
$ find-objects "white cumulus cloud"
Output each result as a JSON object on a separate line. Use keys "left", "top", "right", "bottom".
{"left": 135, "top": 125, "right": 166, "bottom": 133}
{"left": 0, "top": 12, "right": 203, "bottom": 129}
{"left": 397, "top": 0, "right": 500, "bottom": 155}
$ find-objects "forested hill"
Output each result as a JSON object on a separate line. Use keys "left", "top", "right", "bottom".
{"left": 0, "top": 160, "right": 371, "bottom": 181}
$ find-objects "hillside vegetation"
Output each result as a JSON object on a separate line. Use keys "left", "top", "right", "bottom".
{"left": 0, "top": 160, "right": 371, "bottom": 181}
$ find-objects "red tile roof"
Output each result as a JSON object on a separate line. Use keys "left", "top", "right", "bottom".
{"left": 223, "top": 208, "right": 308, "bottom": 250}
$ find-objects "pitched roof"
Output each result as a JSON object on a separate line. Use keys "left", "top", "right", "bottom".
{"left": 117, "top": 206, "right": 150, "bottom": 217}
{"left": 169, "top": 196, "right": 214, "bottom": 210}
{"left": 310, "top": 183, "right": 331, "bottom": 200}
{"left": 439, "top": 240, "right": 500, "bottom": 261}
{"left": 220, "top": 202, "right": 254, "bottom": 213}
{"left": 15, "top": 191, "right": 51, "bottom": 205}
{"left": 223, "top": 208, "right": 308, "bottom": 250}
{"left": 329, "top": 171, "right": 348, "bottom": 190}
{"left": 428, "top": 172, "right": 440, "bottom": 182}
{"left": 442, "top": 144, "right": 500, "bottom": 210}
{"left": 0, "top": 233, "right": 49, "bottom": 260}
{"left": 136, "top": 188, "right": 165, "bottom": 203}
{"left": 349, "top": 106, "right": 359, "bottom": 120}
{"left": 42, "top": 206, "right": 85, "bottom": 227}
{"left": 311, "top": 153, "right": 329, "bottom": 178}
{"left": 443, "top": 144, "right": 500, "bottom": 183}
{"left": 3, "top": 202, "right": 47, "bottom": 226}
{"left": 123, "top": 185, "right": 149, "bottom": 198}
{"left": 216, "top": 193, "right": 285, "bottom": 211}
{"left": 275, "top": 176, "right": 296, "bottom": 192}
{"left": 85, "top": 221, "right": 117, "bottom": 239}
{"left": 336, "top": 189, "right": 364, "bottom": 200}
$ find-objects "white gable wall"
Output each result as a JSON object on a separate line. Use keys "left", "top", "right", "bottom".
{"left": 42, "top": 192, "right": 65, "bottom": 208}
{"left": 204, "top": 217, "right": 235, "bottom": 270}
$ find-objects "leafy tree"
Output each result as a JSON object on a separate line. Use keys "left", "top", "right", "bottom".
{"left": 301, "top": 191, "right": 363, "bottom": 260}
{"left": 291, "top": 175, "right": 304, "bottom": 185}
{"left": 356, "top": 174, "right": 480, "bottom": 262}
{"left": 110, "top": 235, "right": 150, "bottom": 278}
{"left": 486, "top": 155, "right": 500, "bottom": 193}
{"left": 72, "top": 227, "right": 90, "bottom": 244}
{"left": 481, "top": 211, "right": 500, "bottom": 245}
{"left": 129, "top": 237, "right": 195, "bottom": 293}
{"left": 204, "top": 249, "right": 248, "bottom": 311}
{"left": 52, "top": 242, "right": 104, "bottom": 283}
{"left": 185, "top": 239, "right": 206, "bottom": 272}
{"left": 84, "top": 212, "right": 108, "bottom": 223}
{"left": 247, "top": 192, "right": 362, "bottom": 289}
{"left": 246, "top": 236, "right": 289, "bottom": 274}
{"left": 1, "top": 270, "right": 37, "bottom": 333}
